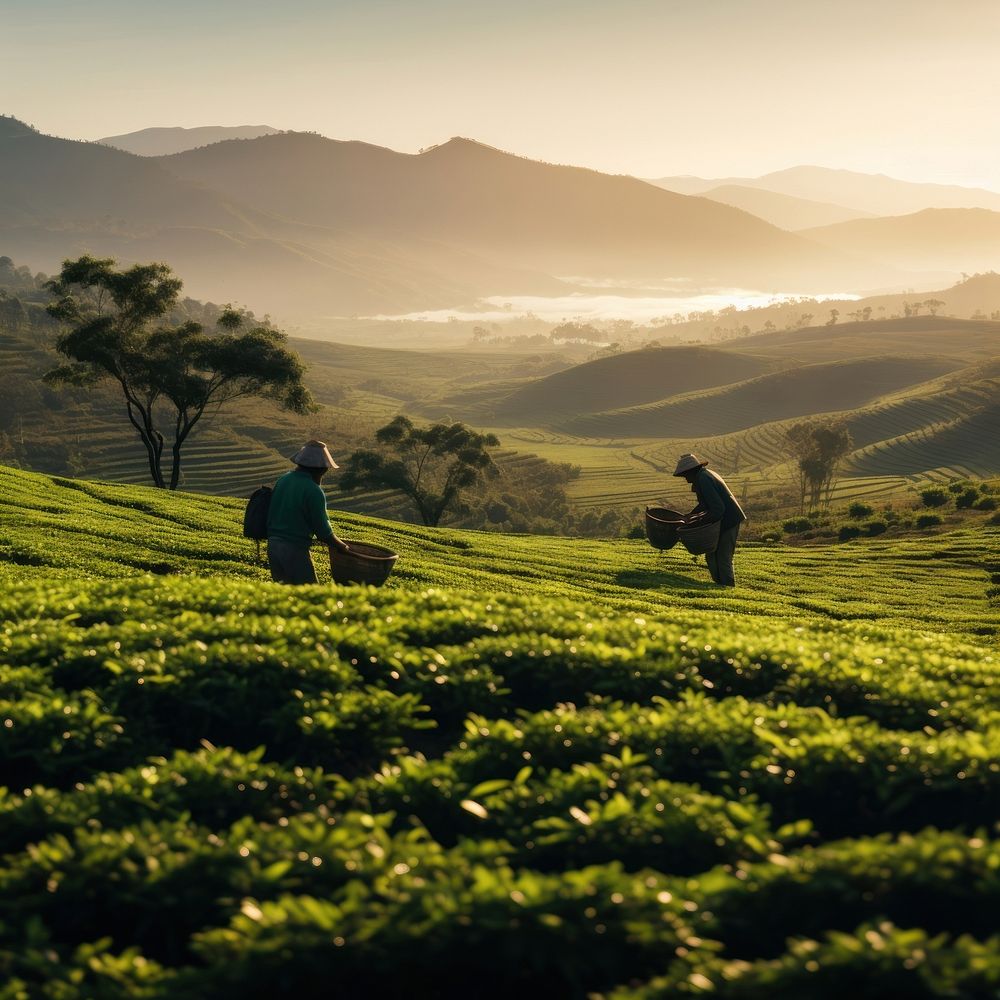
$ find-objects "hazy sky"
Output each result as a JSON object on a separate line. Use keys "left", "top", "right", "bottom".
{"left": 3, "top": 0, "right": 999, "bottom": 187}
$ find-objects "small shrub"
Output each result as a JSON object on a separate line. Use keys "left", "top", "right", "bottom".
{"left": 782, "top": 517, "right": 812, "bottom": 533}
{"left": 916, "top": 514, "right": 943, "bottom": 529}
{"left": 760, "top": 531, "right": 782, "bottom": 543}
{"left": 864, "top": 519, "right": 888, "bottom": 536}
{"left": 626, "top": 525, "right": 645, "bottom": 539}
{"left": 848, "top": 502, "right": 874, "bottom": 519}
{"left": 838, "top": 525, "right": 862, "bottom": 542}
{"left": 920, "top": 488, "right": 949, "bottom": 508}
{"left": 955, "top": 489, "right": 979, "bottom": 509}
{"left": 974, "top": 496, "right": 997, "bottom": 511}
{"left": 990, "top": 512, "right": 1000, "bottom": 526}
{"left": 947, "top": 481, "right": 968, "bottom": 494}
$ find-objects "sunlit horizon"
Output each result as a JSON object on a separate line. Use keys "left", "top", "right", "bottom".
{"left": 4, "top": 0, "right": 999, "bottom": 188}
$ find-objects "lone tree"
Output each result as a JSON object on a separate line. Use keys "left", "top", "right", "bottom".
{"left": 785, "top": 420, "right": 853, "bottom": 510}
{"left": 44, "top": 255, "right": 312, "bottom": 489}
{"left": 340, "top": 415, "right": 500, "bottom": 526}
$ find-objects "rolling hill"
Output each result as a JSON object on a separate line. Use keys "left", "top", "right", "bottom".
{"left": 97, "top": 124, "right": 282, "bottom": 156}
{"left": 697, "top": 184, "right": 872, "bottom": 230}
{"left": 560, "top": 355, "right": 965, "bottom": 438}
{"left": 727, "top": 315, "right": 1000, "bottom": 363}
{"left": 491, "top": 345, "right": 777, "bottom": 423}
{"left": 849, "top": 397, "right": 1000, "bottom": 478}
{"left": 633, "top": 363, "right": 1000, "bottom": 483}
{"left": 800, "top": 208, "right": 1000, "bottom": 275}
{"left": 649, "top": 165, "right": 1000, "bottom": 217}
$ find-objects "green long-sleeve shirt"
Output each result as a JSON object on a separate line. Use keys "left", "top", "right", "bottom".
{"left": 266, "top": 469, "right": 335, "bottom": 546}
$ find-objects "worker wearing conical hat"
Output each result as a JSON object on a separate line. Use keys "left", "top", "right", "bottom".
{"left": 673, "top": 453, "right": 746, "bottom": 587}
{"left": 266, "top": 440, "right": 350, "bottom": 585}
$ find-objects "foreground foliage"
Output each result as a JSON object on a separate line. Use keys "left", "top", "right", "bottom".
{"left": 0, "top": 466, "right": 998, "bottom": 997}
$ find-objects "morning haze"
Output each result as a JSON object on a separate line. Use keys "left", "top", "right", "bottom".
{"left": 1, "top": 3, "right": 999, "bottom": 995}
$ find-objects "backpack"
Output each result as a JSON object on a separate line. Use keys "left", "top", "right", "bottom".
{"left": 243, "top": 485, "right": 273, "bottom": 560}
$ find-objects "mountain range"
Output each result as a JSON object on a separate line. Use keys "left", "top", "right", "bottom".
{"left": 97, "top": 125, "right": 281, "bottom": 156}
{"left": 651, "top": 165, "right": 1000, "bottom": 219}
{"left": 2, "top": 116, "right": 1000, "bottom": 324}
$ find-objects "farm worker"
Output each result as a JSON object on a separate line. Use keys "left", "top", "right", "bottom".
{"left": 266, "top": 440, "right": 350, "bottom": 585}
{"left": 674, "top": 453, "right": 746, "bottom": 587}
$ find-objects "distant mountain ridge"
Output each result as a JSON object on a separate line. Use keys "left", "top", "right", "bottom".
{"left": 697, "top": 185, "right": 873, "bottom": 230}
{"left": 155, "top": 132, "right": 885, "bottom": 289}
{"left": 800, "top": 208, "right": 1000, "bottom": 275}
{"left": 0, "top": 118, "right": 895, "bottom": 320}
{"left": 650, "top": 165, "right": 1000, "bottom": 217}
{"left": 97, "top": 125, "right": 281, "bottom": 156}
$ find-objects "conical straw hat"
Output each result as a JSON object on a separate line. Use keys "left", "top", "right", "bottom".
{"left": 291, "top": 439, "right": 339, "bottom": 469}
{"left": 672, "top": 453, "right": 708, "bottom": 476}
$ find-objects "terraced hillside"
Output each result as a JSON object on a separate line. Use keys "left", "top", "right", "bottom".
{"left": 850, "top": 400, "right": 1000, "bottom": 478}
{"left": 562, "top": 356, "right": 962, "bottom": 439}
{"left": 1, "top": 465, "right": 998, "bottom": 996}
{"left": 492, "top": 346, "right": 776, "bottom": 424}
{"left": 3, "top": 305, "right": 998, "bottom": 519}
{"left": 633, "top": 366, "right": 1000, "bottom": 480}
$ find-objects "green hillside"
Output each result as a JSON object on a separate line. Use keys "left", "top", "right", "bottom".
{"left": 632, "top": 365, "right": 1000, "bottom": 483}
{"left": 2, "top": 269, "right": 997, "bottom": 520}
{"left": 850, "top": 400, "right": 1000, "bottom": 478}
{"left": 1, "top": 464, "right": 999, "bottom": 995}
{"left": 492, "top": 346, "right": 776, "bottom": 424}
{"left": 562, "top": 356, "right": 963, "bottom": 438}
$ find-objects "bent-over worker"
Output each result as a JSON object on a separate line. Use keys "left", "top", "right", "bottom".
{"left": 674, "top": 452, "right": 746, "bottom": 587}
{"left": 267, "top": 439, "right": 350, "bottom": 585}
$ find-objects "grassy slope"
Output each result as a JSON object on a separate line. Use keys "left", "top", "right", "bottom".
{"left": 561, "top": 356, "right": 963, "bottom": 438}
{"left": 491, "top": 346, "right": 776, "bottom": 423}
{"left": 1, "top": 464, "right": 999, "bottom": 995}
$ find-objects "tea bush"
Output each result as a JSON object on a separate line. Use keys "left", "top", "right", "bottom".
{"left": 0, "top": 465, "right": 998, "bottom": 997}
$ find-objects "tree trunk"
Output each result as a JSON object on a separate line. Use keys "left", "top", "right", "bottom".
{"left": 124, "top": 397, "right": 164, "bottom": 488}
{"left": 168, "top": 413, "right": 202, "bottom": 491}
{"left": 169, "top": 440, "right": 182, "bottom": 491}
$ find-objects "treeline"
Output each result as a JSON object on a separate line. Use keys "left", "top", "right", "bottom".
{"left": 0, "top": 256, "right": 274, "bottom": 334}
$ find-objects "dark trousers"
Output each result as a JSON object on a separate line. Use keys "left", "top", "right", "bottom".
{"left": 267, "top": 539, "right": 318, "bottom": 585}
{"left": 706, "top": 524, "right": 740, "bottom": 586}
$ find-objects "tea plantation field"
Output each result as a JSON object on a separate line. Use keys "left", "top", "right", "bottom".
{"left": 1, "top": 465, "right": 998, "bottom": 998}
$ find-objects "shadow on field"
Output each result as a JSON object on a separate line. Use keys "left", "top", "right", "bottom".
{"left": 614, "top": 566, "right": 716, "bottom": 591}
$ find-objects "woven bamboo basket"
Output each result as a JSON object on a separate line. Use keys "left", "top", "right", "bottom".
{"left": 678, "top": 519, "right": 721, "bottom": 555}
{"left": 644, "top": 507, "right": 685, "bottom": 550}
{"left": 329, "top": 542, "right": 399, "bottom": 586}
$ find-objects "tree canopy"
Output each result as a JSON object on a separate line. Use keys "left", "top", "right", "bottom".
{"left": 340, "top": 416, "right": 500, "bottom": 527}
{"left": 785, "top": 420, "right": 853, "bottom": 510}
{"left": 44, "top": 255, "right": 312, "bottom": 489}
